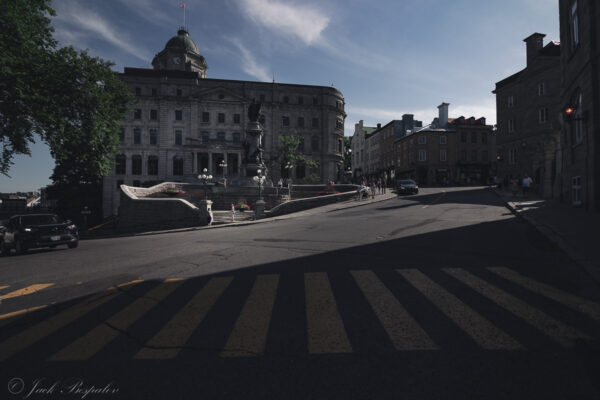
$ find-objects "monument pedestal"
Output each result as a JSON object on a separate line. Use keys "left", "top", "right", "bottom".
{"left": 254, "top": 199, "right": 266, "bottom": 220}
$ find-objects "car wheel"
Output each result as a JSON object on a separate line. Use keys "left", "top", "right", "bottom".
{"left": 15, "top": 239, "right": 27, "bottom": 255}
{"left": 67, "top": 241, "right": 79, "bottom": 249}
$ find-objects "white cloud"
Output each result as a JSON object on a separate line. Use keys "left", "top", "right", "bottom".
{"left": 237, "top": 0, "right": 329, "bottom": 45}
{"left": 53, "top": 5, "right": 151, "bottom": 62}
{"left": 231, "top": 39, "right": 271, "bottom": 82}
{"left": 114, "top": 0, "right": 172, "bottom": 26}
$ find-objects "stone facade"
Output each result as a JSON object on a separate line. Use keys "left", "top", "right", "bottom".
{"left": 558, "top": 0, "right": 600, "bottom": 210}
{"left": 351, "top": 120, "right": 376, "bottom": 180}
{"left": 493, "top": 33, "right": 562, "bottom": 199}
{"left": 102, "top": 29, "right": 345, "bottom": 217}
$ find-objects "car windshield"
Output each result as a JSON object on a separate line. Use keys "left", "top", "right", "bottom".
{"left": 399, "top": 180, "right": 415, "bottom": 185}
{"left": 20, "top": 215, "right": 62, "bottom": 225}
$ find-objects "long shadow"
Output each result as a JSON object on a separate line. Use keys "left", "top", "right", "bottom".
{"left": 1, "top": 215, "right": 599, "bottom": 399}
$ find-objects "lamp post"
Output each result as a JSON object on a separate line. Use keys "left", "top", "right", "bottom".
{"left": 253, "top": 168, "right": 265, "bottom": 200}
{"left": 284, "top": 162, "right": 293, "bottom": 200}
{"left": 198, "top": 168, "right": 213, "bottom": 200}
{"left": 252, "top": 168, "right": 266, "bottom": 219}
{"left": 219, "top": 159, "right": 228, "bottom": 187}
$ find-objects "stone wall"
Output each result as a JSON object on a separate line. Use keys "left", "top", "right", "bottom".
{"left": 266, "top": 190, "right": 358, "bottom": 217}
{"left": 117, "top": 183, "right": 212, "bottom": 232}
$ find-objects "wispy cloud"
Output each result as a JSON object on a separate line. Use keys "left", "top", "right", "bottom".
{"left": 114, "top": 0, "right": 172, "bottom": 27}
{"left": 237, "top": 0, "right": 329, "bottom": 45}
{"left": 53, "top": 4, "right": 151, "bottom": 62}
{"left": 231, "top": 39, "right": 271, "bottom": 82}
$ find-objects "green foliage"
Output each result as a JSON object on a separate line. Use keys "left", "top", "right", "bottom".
{"left": 271, "top": 132, "right": 319, "bottom": 179}
{"left": 343, "top": 136, "right": 352, "bottom": 170}
{"left": 304, "top": 173, "right": 321, "bottom": 184}
{"left": 0, "top": 0, "right": 133, "bottom": 180}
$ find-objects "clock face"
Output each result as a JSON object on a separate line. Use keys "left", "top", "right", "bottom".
{"left": 172, "top": 56, "right": 181, "bottom": 65}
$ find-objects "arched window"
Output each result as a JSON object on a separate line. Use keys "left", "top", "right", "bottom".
{"left": 147, "top": 156, "right": 158, "bottom": 175}
{"left": 173, "top": 155, "right": 184, "bottom": 176}
{"left": 115, "top": 154, "right": 126, "bottom": 175}
{"left": 131, "top": 155, "right": 142, "bottom": 175}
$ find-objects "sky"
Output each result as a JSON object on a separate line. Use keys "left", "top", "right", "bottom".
{"left": 0, "top": 0, "right": 560, "bottom": 192}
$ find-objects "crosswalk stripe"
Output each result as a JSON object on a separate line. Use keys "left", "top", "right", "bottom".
{"left": 49, "top": 279, "right": 185, "bottom": 361}
{"left": 398, "top": 269, "right": 522, "bottom": 350}
{"left": 351, "top": 270, "right": 438, "bottom": 351}
{"left": 0, "top": 282, "right": 139, "bottom": 362}
{"left": 135, "top": 277, "right": 232, "bottom": 359}
{"left": 305, "top": 272, "right": 352, "bottom": 354}
{"left": 221, "top": 275, "right": 279, "bottom": 357}
{"left": 0, "top": 285, "right": 9, "bottom": 291}
{"left": 1, "top": 284, "right": 54, "bottom": 300}
{"left": 443, "top": 268, "right": 591, "bottom": 347}
{"left": 488, "top": 267, "right": 600, "bottom": 320}
{"left": 0, "top": 305, "right": 48, "bottom": 323}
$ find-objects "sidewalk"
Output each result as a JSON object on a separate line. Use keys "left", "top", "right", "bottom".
{"left": 492, "top": 188, "right": 600, "bottom": 284}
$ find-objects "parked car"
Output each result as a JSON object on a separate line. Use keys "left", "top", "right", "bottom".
{"left": 396, "top": 179, "right": 419, "bottom": 195}
{"left": 0, "top": 214, "right": 79, "bottom": 255}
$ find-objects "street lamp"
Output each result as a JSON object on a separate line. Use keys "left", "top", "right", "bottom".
{"left": 284, "top": 162, "right": 293, "bottom": 200}
{"left": 219, "top": 159, "right": 228, "bottom": 187}
{"left": 198, "top": 168, "right": 213, "bottom": 200}
{"left": 253, "top": 168, "right": 266, "bottom": 200}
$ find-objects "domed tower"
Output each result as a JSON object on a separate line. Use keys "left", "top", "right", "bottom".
{"left": 151, "top": 28, "right": 207, "bottom": 77}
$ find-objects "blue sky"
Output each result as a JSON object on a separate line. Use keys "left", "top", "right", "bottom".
{"left": 1, "top": 0, "right": 560, "bottom": 192}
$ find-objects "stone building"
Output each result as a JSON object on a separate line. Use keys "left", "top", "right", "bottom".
{"left": 351, "top": 120, "right": 377, "bottom": 180}
{"left": 102, "top": 28, "right": 346, "bottom": 217}
{"left": 558, "top": 0, "right": 600, "bottom": 210}
{"left": 493, "top": 33, "right": 562, "bottom": 199}
{"left": 395, "top": 103, "right": 495, "bottom": 185}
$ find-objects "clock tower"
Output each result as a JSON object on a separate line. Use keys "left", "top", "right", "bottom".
{"left": 151, "top": 28, "right": 207, "bottom": 77}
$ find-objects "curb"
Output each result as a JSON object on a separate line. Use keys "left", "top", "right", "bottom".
{"left": 491, "top": 188, "right": 600, "bottom": 285}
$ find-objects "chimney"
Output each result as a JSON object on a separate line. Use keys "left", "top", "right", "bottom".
{"left": 402, "top": 114, "right": 414, "bottom": 131}
{"left": 437, "top": 102, "right": 449, "bottom": 128}
{"left": 524, "top": 33, "right": 545, "bottom": 66}
{"left": 377, "top": 123, "right": 381, "bottom": 129}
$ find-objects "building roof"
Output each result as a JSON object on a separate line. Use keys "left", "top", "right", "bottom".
{"left": 164, "top": 28, "right": 200, "bottom": 55}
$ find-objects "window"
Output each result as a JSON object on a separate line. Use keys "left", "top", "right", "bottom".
{"left": 311, "top": 136, "right": 319, "bottom": 151}
{"left": 202, "top": 112, "right": 210, "bottom": 123}
{"left": 131, "top": 155, "right": 142, "bottom": 175}
{"left": 233, "top": 114, "right": 240, "bottom": 124}
{"left": 440, "top": 150, "right": 447, "bottom": 162}
{"left": 283, "top": 96, "right": 289, "bottom": 104}
{"left": 481, "top": 133, "right": 487, "bottom": 144}
{"left": 572, "top": 176, "right": 581, "bottom": 205}
{"left": 134, "top": 109, "right": 141, "bottom": 119}
{"left": 259, "top": 115, "right": 266, "bottom": 125}
{"left": 313, "top": 97, "right": 318, "bottom": 105}
{"left": 232, "top": 132, "right": 240, "bottom": 142}
{"left": 202, "top": 132, "right": 209, "bottom": 144}
{"left": 115, "top": 154, "right": 126, "bottom": 175}
{"left": 134, "top": 128, "right": 141, "bottom": 144}
{"left": 296, "top": 165, "right": 305, "bottom": 179}
{"left": 539, "top": 108, "right": 548, "bottom": 123}
{"left": 119, "top": 128, "right": 125, "bottom": 143}
{"left": 175, "top": 130, "right": 182, "bottom": 145}
{"left": 282, "top": 116, "right": 290, "bottom": 127}
{"left": 482, "top": 150, "right": 488, "bottom": 162}
{"left": 151, "top": 88, "right": 157, "bottom": 96}
{"left": 217, "top": 132, "right": 225, "bottom": 141}
{"left": 175, "top": 110, "right": 182, "bottom": 121}
{"left": 336, "top": 119, "right": 344, "bottom": 129}
{"left": 338, "top": 139, "right": 343, "bottom": 153}
{"left": 259, "top": 94, "right": 266, "bottom": 103}
{"left": 418, "top": 135, "right": 426, "bottom": 144}
{"left": 440, "top": 135, "right": 447, "bottom": 144}
{"left": 507, "top": 95, "right": 514, "bottom": 108}
{"left": 460, "top": 151, "right": 467, "bottom": 162}
{"left": 150, "top": 109, "right": 157, "bottom": 120}
{"left": 298, "top": 137, "right": 305, "bottom": 152}
{"left": 133, "top": 180, "right": 141, "bottom": 187}
{"left": 218, "top": 113, "right": 225, "bottom": 123}
{"left": 173, "top": 156, "right": 183, "bottom": 176}
{"left": 298, "top": 97, "right": 304, "bottom": 105}
{"left": 471, "top": 150, "right": 477, "bottom": 162}
{"left": 116, "top": 179, "right": 124, "bottom": 189}
{"left": 135, "top": 87, "right": 141, "bottom": 96}
{"left": 538, "top": 82, "right": 546, "bottom": 96}
{"left": 297, "top": 117, "right": 304, "bottom": 128}
{"left": 149, "top": 129, "right": 158, "bottom": 145}
{"left": 471, "top": 132, "right": 477, "bottom": 143}
{"left": 570, "top": 0, "right": 579, "bottom": 48}
{"left": 508, "top": 148, "right": 517, "bottom": 165}
{"left": 574, "top": 92, "right": 583, "bottom": 144}
{"left": 177, "top": 89, "right": 182, "bottom": 97}
{"left": 418, "top": 150, "right": 427, "bottom": 161}
{"left": 508, "top": 119, "right": 515, "bottom": 133}
{"left": 218, "top": 92, "right": 224, "bottom": 99}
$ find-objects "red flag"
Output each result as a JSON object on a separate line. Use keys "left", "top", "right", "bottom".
{"left": 181, "top": 3, "right": 185, "bottom": 8}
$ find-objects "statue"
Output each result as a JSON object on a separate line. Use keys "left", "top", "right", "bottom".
{"left": 247, "top": 99, "right": 261, "bottom": 122}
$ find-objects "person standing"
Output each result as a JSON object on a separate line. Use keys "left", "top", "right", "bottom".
{"left": 522, "top": 174, "right": 533, "bottom": 198}
{"left": 231, "top": 203, "right": 236, "bottom": 222}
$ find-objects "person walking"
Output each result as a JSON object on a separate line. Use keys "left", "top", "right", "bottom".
{"left": 231, "top": 203, "right": 236, "bottom": 222}
{"left": 522, "top": 174, "right": 533, "bottom": 198}
{"left": 370, "top": 182, "right": 376, "bottom": 199}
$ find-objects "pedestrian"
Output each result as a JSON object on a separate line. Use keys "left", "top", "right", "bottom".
{"left": 356, "top": 184, "right": 362, "bottom": 200}
{"left": 382, "top": 179, "right": 386, "bottom": 194}
{"left": 231, "top": 203, "right": 236, "bottom": 221}
{"left": 522, "top": 174, "right": 533, "bottom": 198}
{"left": 278, "top": 178, "right": 283, "bottom": 188}
{"left": 371, "top": 182, "right": 376, "bottom": 199}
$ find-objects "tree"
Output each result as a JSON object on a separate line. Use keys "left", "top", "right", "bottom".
{"left": 0, "top": 0, "right": 132, "bottom": 178}
{"left": 269, "top": 133, "right": 319, "bottom": 181}
{"left": 343, "top": 136, "right": 352, "bottom": 171}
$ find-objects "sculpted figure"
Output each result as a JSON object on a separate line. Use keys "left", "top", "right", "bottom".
{"left": 247, "top": 99, "right": 261, "bottom": 122}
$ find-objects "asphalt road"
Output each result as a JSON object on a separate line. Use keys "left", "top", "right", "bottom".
{"left": 1, "top": 187, "right": 600, "bottom": 399}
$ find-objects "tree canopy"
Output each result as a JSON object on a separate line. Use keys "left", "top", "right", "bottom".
{"left": 0, "top": 0, "right": 132, "bottom": 180}
{"left": 269, "top": 133, "right": 319, "bottom": 180}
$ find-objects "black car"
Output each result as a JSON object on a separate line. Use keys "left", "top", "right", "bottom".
{"left": 0, "top": 214, "right": 79, "bottom": 255}
{"left": 396, "top": 179, "right": 419, "bottom": 195}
